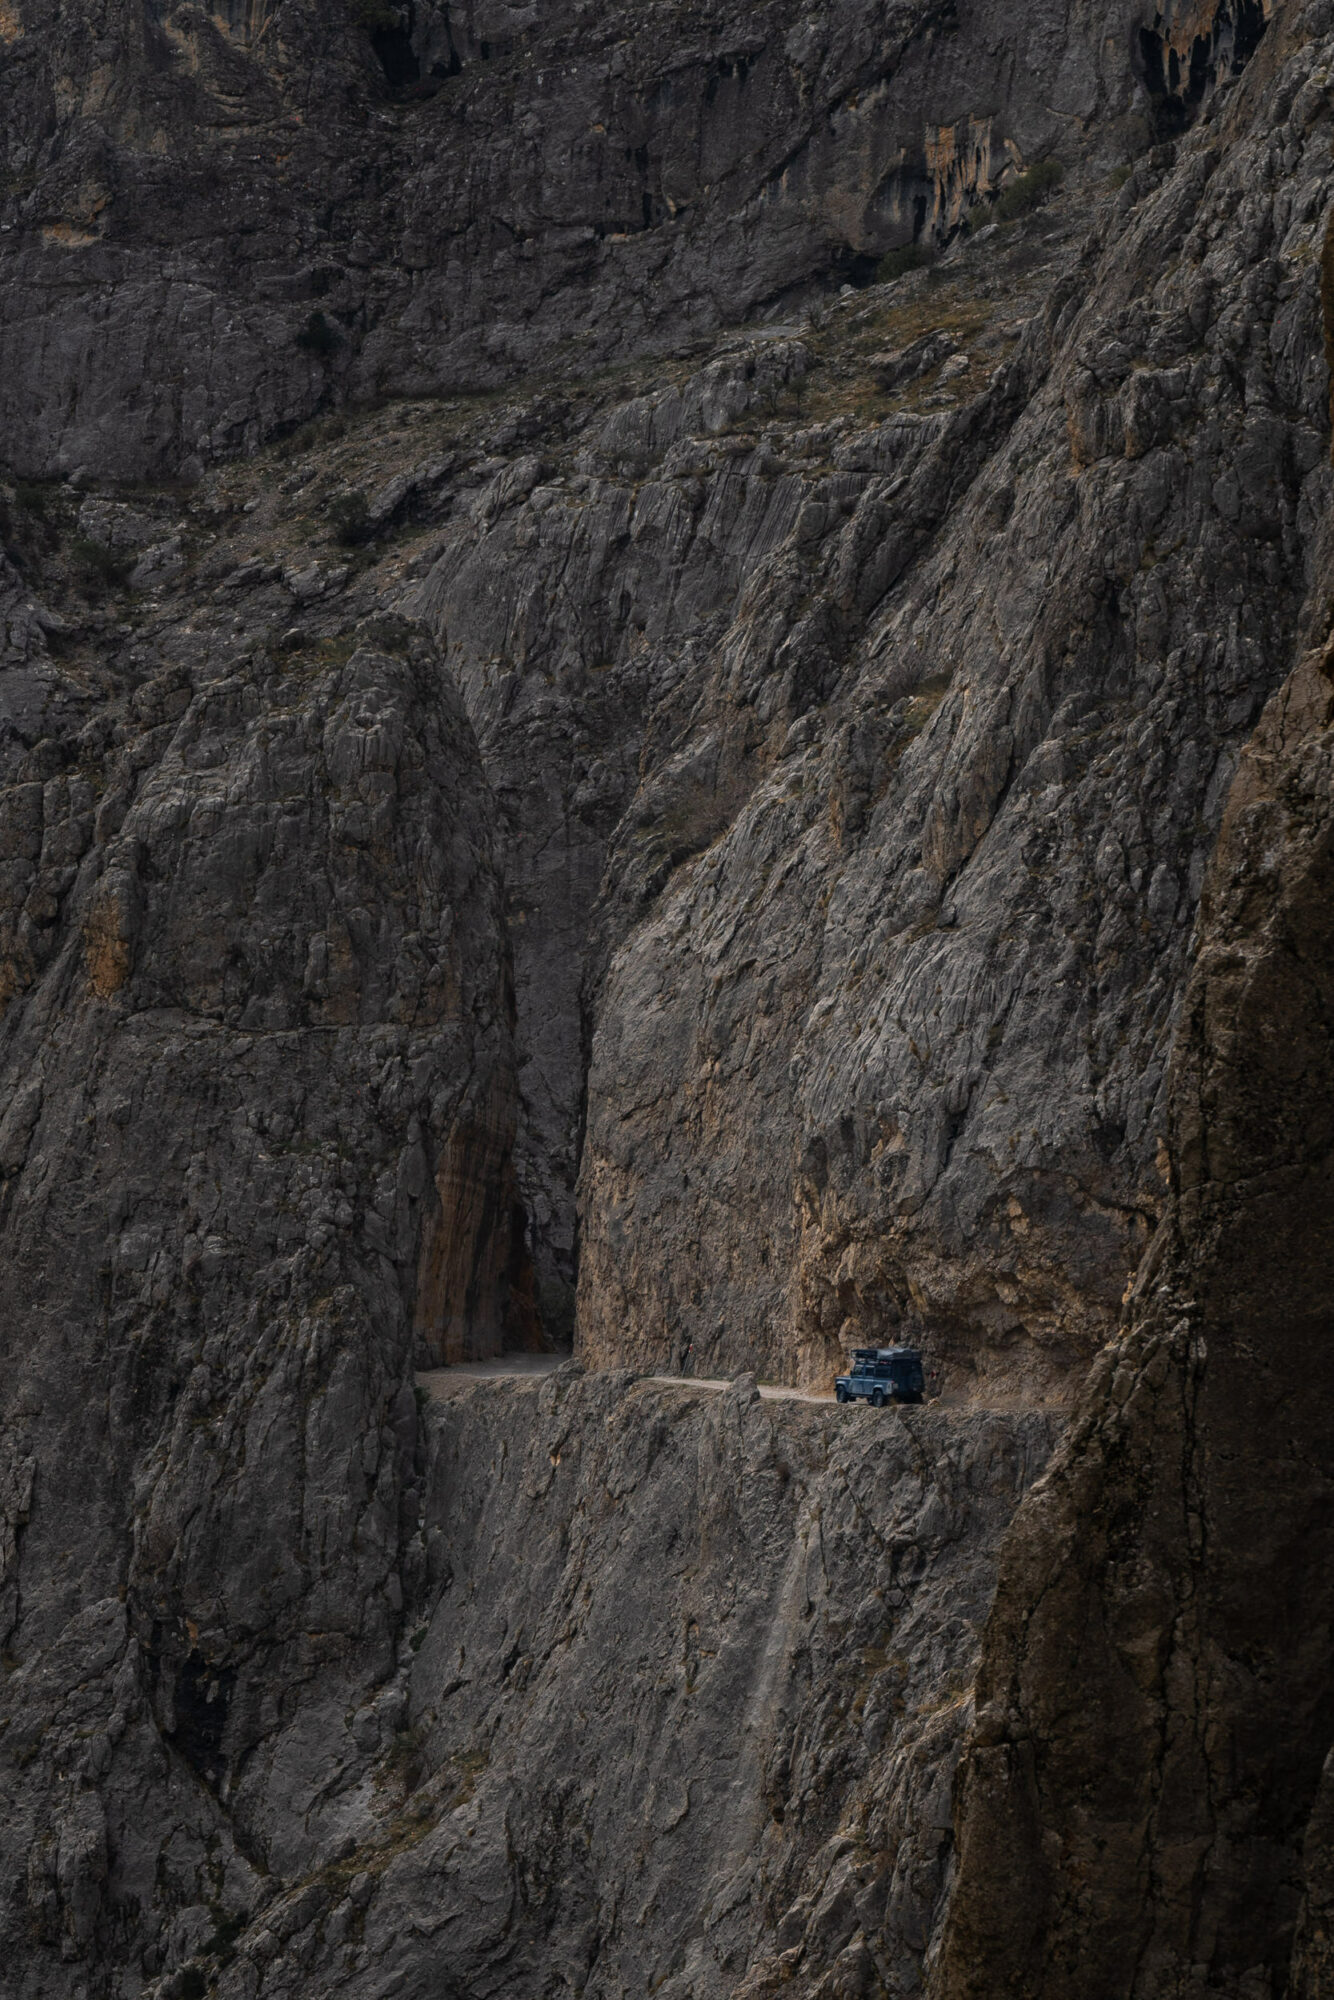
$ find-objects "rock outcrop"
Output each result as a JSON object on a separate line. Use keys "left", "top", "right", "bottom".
{"left": 0, "top": 610, "right": 536, "bottom": 1991}
{"left": 935, "top": 631, "right": 1334, "bottom": 1998}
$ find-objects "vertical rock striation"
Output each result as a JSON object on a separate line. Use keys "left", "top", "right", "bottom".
{"left": 191, "top": 1373, "right": 1059, "bottom": 2000}
{"left": 0, "top": 619, "right": 529, "bottom": 1990}
{"left": 575, "top": 0, "right": 1332, "bottom": 1393}
{"left": 935, "top": 629, "right": 1334, "bottom": 1999}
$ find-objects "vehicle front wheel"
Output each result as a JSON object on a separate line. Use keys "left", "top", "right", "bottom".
{"left": 871, "top": 1388, "right": 885, "bottom": 1408}
{"left": 836, "top": 1385, "right": 847, "bottom": 1403}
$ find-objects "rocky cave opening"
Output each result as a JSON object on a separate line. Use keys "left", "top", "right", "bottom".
{"left": 1135, "top": 0, "right": 1268, "bottom": 139}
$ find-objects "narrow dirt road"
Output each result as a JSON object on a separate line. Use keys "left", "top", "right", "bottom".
{"left": 415, "top": 1353, "right": 834, "bottom": 1404}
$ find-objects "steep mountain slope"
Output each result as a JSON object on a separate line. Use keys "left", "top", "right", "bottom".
{"left": 404, "top": 0, "right": 1329, "bottom": 1396}
{"left": 572, "top": 2, "right": 1334, "bottom": 1394}
{"left": 0, "top": 0, "right": 1331, "bottom": 1994}
{"left": 2, "top": 0, "right": 1180, "bottom": 480}
{"left": 188, "top": 1378, "right": 1056, "bottom": 2000}
{"left": 936, "top": 615, "right": 1334, "bottom": 2000}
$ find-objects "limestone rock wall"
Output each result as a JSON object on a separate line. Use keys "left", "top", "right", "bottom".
{"left": 394, "top": 0, "right": 1333, "bottom": 1396}
{"left": 572, "top": 0, "right": 1334, "bottom": 1393}
{"left": 1, "top": 0, "right": 1310, "bottom": 1399}
{"left": 0, "top": 612, "right": 530, "bottom": 1993}
{"left": 1, "top": 0, "right": 1161, "bottom": 482}
{"left": 933, "top": 631, "right": 1334, "bottom": 1998}
{"left": 0, "top": 0, "right": 1331, "bottom": 1991}
{"left": 174, "top": 1373, "right": 1057, "bottom": 2000}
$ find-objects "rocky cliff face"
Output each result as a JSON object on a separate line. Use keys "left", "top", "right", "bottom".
{"left": 137, "top": 1374, "right": 1057, "bottom": 2000}
{"left": 0, "top": 526, "right": 541, "bottom": 1989}
{"left": 5, "top": 0, "right": 1319, "bottom": 1393}
{"left": 935, "top": 623, "right": 1334, "bottom": 2000}
{"left": 565, "top": 0, "right": 1331, "bottom": 1395}
{"left": 2, "top": 0, "right": 1333, "bottom": 1992}
{"left": 2, "top": 0, "right": 1187, "bottom": 483}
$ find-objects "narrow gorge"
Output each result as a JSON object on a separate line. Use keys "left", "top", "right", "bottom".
{"left": 1, "top": 0, "right": 1333, "bottom": 1994}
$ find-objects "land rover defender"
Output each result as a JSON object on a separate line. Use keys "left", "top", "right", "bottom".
{"left": 835, "top": 1346, "right": 925, "bottom": 1407}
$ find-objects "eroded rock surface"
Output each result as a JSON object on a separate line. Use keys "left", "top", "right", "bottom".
{"left": 0, "top": 608, "right": 535, "bottom": 1991}
{"left": 572, "top": 0, "right": 1334, "bottom": 1394}
{"left": 0, "top": 0, "right": 1215, "bottom": 482}
{"left": 0, "top": 0, "right": 1332, "bottom": 1992}
{"left": 935, "top": 635, "right": 1334, "bottom": 1998}
{"left": 3, "top": 0, "right": 1313, "bottom": 1400}
{"left": 181, "top": 1373, "right": 1056, "bottom": 2000}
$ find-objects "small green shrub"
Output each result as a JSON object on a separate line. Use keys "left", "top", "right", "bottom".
{"left": 876, "top": 242, "right": 934, "bottom": 283}
{"left": 296, "top": 310, "right": 341, "bottom": 357}
{"left": 383, "top": 1722, "right": 429, "bottom": 1794}
{"left": 1, "top": 481, "right": 62, "bottom": 562}
{"left": 202, "top": 1906, "right": 246, "bottom": 1959}
{"left": 357, "top": 612, "right": 416, "bottom": 652}
{"left": 994, "top": 157, "right": 1064, "bottom": 223}
{"left": 178, "top": 1969, "right": 209, "bottom": 2000}
{"left": 327, "top": 489, "right": 371, "bottom": 544}
{"left": 69, "top": 537, "right": 132, "bottom": 589}
{"left": 1109, "top": 164, "right": 1132, "bottom": 191}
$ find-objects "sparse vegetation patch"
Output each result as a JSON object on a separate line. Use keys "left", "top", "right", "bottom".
{"left": 327, "top": 488, "right": 372, "bottom": 544}
{"left": 69, "top": 536, "right": 131, "bottom": 591}
{"left": 876, "top": 242, "right": 935, "bottom": 284}
{"left": 993, "top": 156, "right": 1064, "bottom": 222}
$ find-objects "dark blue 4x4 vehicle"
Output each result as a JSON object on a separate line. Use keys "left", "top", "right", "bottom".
{"left": 835, "top": 1346, "right": 925, "bottom": 1407}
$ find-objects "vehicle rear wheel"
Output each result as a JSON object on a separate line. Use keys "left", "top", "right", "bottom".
{"left": 871, "top": 1388, "right": 885, "bottom": 1408}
